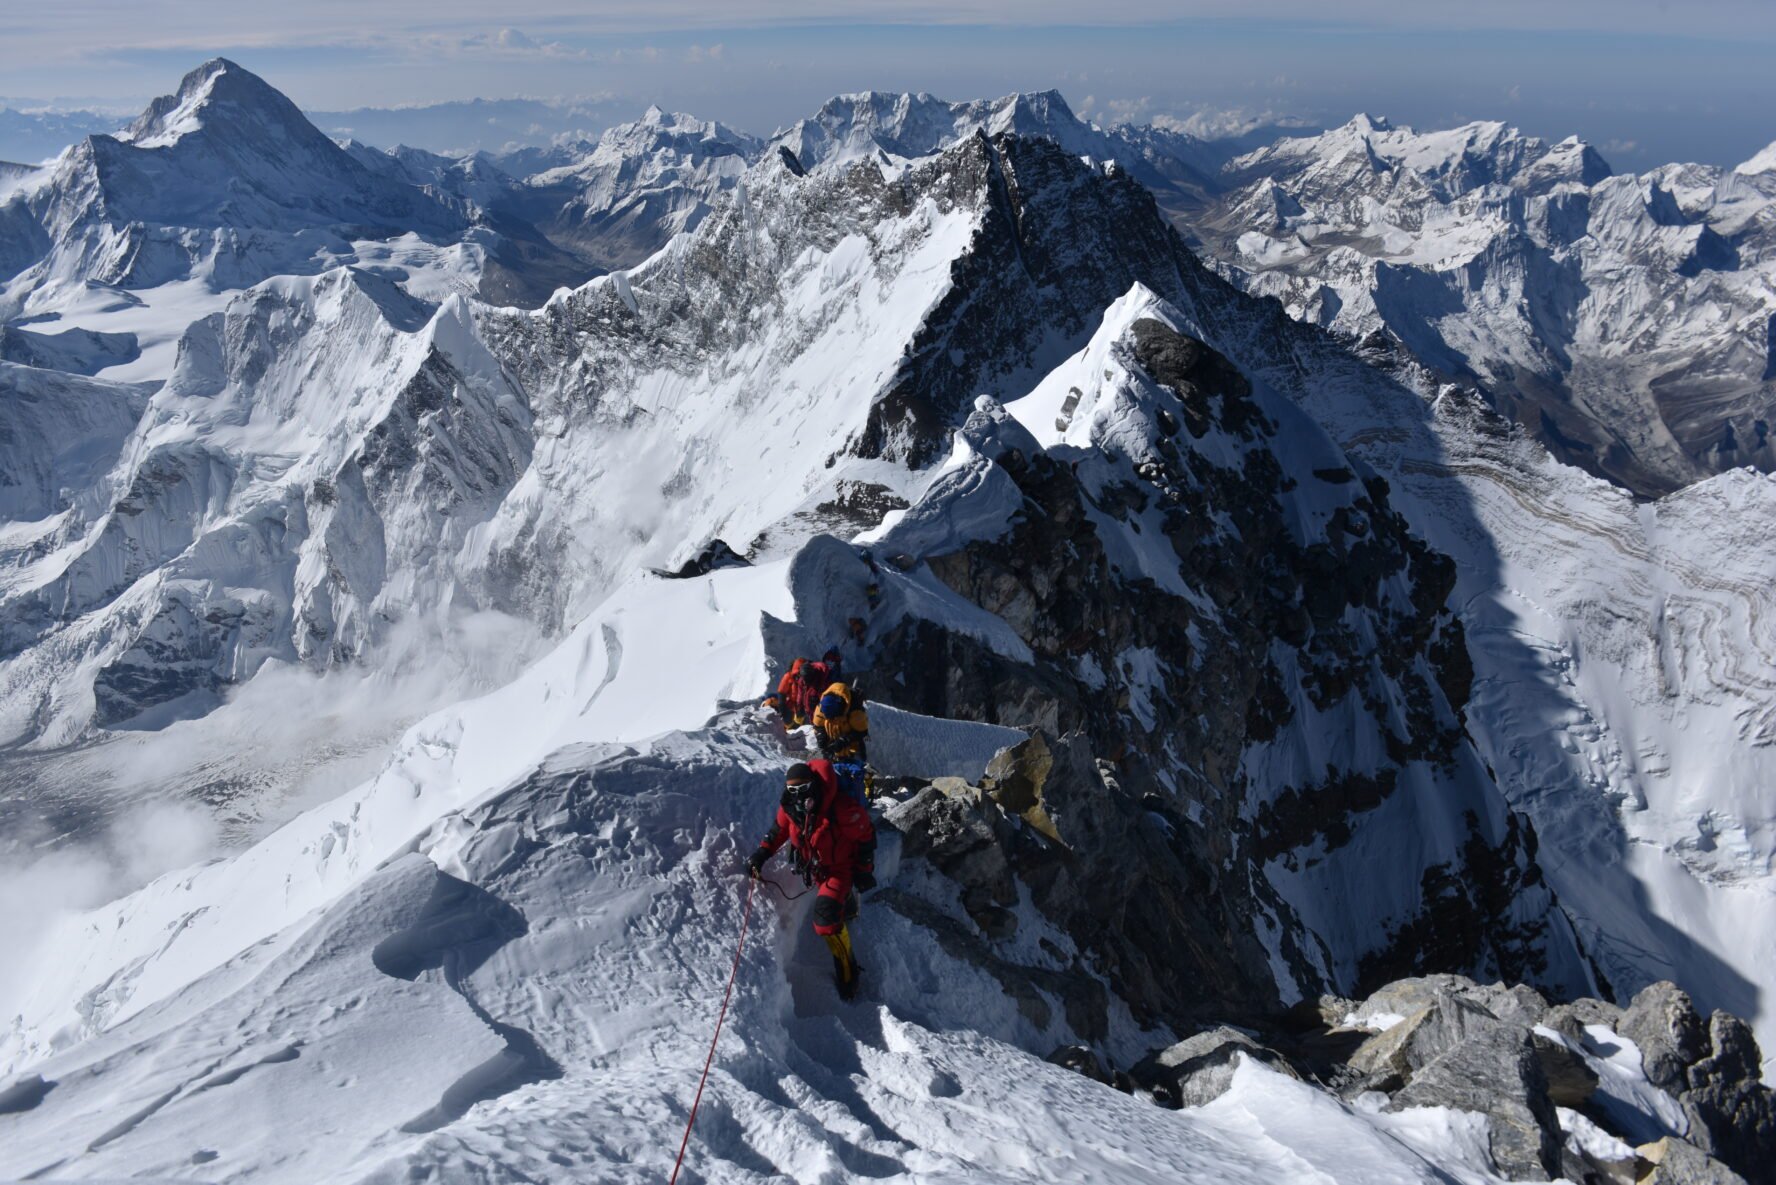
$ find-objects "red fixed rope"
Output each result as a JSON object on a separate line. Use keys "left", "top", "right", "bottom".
{"left": 668, "top": 876, "right": 758, "bottom": 1185}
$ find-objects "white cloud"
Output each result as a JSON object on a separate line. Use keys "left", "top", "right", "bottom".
{"left": 0, "top": 801, "right": 220, "bottom": 1008}
{"left": 1103, "top": 95, "right": 1154, "bottom": 125}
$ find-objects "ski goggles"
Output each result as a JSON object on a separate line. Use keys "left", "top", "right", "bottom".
{"left": 783, "top": 779, "right": 818, "bottom": 822}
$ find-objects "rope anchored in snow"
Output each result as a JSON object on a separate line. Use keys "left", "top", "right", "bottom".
{"left": 668, "top": 875, "right": 758, "bottom": 1185}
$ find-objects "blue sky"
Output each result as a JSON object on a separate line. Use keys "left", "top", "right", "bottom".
{"left": 2, "top": 2, "right": 1773, "bottom": 169}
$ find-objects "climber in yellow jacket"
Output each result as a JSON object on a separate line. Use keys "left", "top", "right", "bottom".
{"left": 812, "top": 682, "right": 869, "bottom": 763}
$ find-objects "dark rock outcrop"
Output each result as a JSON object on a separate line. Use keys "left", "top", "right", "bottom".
{"left": 1621, "top": 982, "right": 1713, "bottom": 1094}
{"left": 860, "top": 320, "right": 1588, "bottom": 1037}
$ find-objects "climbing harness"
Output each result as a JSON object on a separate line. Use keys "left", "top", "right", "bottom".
{"left": 668, "top": 876, "right": 757, "bottom": 1185}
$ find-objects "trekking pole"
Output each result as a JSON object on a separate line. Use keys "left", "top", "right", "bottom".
{"left": 668, "top": 875, "right": 757, "bottom": 1185}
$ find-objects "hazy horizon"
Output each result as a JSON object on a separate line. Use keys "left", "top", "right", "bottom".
{"left": 2, "top": 4, "right": 1774, "bottom": 170}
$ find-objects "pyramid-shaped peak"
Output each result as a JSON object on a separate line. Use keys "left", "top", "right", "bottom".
{"left": 1007, "top": 89, "right": 1074, "bottom": 116}
{"left": 123, "top": 57, "right": 316, "bottom": 149}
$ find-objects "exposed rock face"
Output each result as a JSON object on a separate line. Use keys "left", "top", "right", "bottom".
{"left": 1379, "top": 1000, "right": 1562, "bottom": 1179}
{"left": 1618, "top": 983, "right": 1776, "bottom": 1183}
{"left": 1622, "top": 982, "right": 1716, "bottom": 1093}
{"left": 864, "top": 309, "right": 1591, "bottom": 1036}
{"left": 1684, "top": 1012, "right": 1776, "bottom": 1179}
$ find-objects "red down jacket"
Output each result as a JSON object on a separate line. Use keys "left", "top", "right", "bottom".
{"left": 755, "top": 759, "right": 876, "bottom": 933}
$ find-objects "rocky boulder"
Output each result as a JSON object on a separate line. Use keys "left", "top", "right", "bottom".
{"left": 1337, "top": 983, "right": 1567, "bottom": 1179}
{"left": 1046, "top": 1044, "right": 1113, "bottom": 1086}
{"left": 1385, "top": 1016, "right": 1562, "bottom": 1180}
{"left": 1636, "top": 1136, "right": 1751, "bottom": 1185}
{"left": 1620, "top": 982, "right": 1712, "bottom": 1093}
{"left": 981, "top": 734, "right": 1062, "bottom": 842}
{"left": 884, "top": 780, "right": 1024, "bottom": 933}
{"left": 1541, "top": 995, "right": 1625, "bottom": 1045}
{"left": 1680, "top": 1011, "right": 1776, "bottom": 1183}
{"left": 1131, "top": 1026, "right": 1301, "bottom": 1108}
{"left": 1617, "top": 982, "right": 1776, "bottom": 1184}
{"left": 1348, "top": 973, "right": 1551, "bottom": 1030}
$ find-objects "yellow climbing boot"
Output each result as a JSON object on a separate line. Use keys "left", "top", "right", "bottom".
{"left": 823, "top": 926, "right": 861, "bottom": 1000}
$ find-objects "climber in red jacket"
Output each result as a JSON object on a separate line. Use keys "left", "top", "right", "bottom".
{"left": 747, "top": 760, "right": 877, "bottom": 999}
{"left": 761, "top": 658, "right": 832, "bottom": 727}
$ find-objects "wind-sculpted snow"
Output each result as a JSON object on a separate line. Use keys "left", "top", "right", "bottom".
{"left": 0, "top": 723, "right": 1542, "bottom": 1183}
{"left": 1196, "top": 115, "right": 1776, "bottom": 496}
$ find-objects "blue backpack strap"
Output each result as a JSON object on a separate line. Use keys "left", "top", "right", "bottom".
{"left": 831, "top": 761, "right": 868, "bottom": 805}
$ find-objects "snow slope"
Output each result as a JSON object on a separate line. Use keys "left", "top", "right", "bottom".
{"left": 1259, "top": 325, "right": 1776, "bottom": 1070}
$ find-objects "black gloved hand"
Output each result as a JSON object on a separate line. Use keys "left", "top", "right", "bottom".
{"left": 746, "top": 849, "right": 767, "bottom": 880}
{"left": 853, "top": 868, "right": 877, "bottom": 892}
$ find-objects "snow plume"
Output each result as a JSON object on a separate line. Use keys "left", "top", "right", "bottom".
{"left": 0, "top": 800, "right": 217, "bottom": 1008}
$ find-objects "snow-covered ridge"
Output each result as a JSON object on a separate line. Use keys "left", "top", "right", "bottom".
{"left": 500, "top": 105, "right": 763, "bottom": 270}
{"left": 2, "top": 80, "right": 1772, "bottom": 1061}
{"left": 1194, "top": 113, "right": 1776, "bottom": 497}
{"left": 6, "top": 284, "right": 1767, "bottom": 1183}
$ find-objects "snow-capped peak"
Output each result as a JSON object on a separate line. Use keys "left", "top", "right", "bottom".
{"left": 120, "top": 57, "right": 302, "bottom": 150}
{"left": 989, "top": 88, "right": 1079, "bottom": 133}
{"left": 1734, "top": 139, "right": 1776, "bottom": 175}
